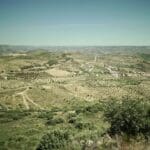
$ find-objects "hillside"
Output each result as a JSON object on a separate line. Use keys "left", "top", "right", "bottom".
{"left": 0, "top": 46, "right": 149, "bottom": 149}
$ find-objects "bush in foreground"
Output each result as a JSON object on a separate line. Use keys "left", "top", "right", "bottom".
{"left": 103, "top": 98, "right": 150, "bottom": 137}
{"left": 36, "top": 130, "right": 70, "bottom": 150}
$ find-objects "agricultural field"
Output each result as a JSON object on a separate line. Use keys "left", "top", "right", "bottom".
{"left": 0, "top": 46, "right": 150, "bottom": 150}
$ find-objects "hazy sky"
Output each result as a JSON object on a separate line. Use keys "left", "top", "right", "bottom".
{"left": 0, "top": 0, "right": 150, "bottom": 46}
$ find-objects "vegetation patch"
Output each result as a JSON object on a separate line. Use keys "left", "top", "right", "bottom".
{"left": 0, "top": 110, "right": 30, "bottom": 123}
{"left": 36, "top": 130, "right": 71, "bottom": 150}
{"left": 103, "top": 98, "right": 150, "bottom": 137}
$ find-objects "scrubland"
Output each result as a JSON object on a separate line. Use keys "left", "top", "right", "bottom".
{"left": 0, "top": 46, "right": 149, "bottom": 149}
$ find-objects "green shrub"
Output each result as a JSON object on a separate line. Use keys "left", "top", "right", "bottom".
{"left": 103, "top": 98, "right": 150, "bottom": 137}
{"left": 0, "top": 110, "right": 30, "bottom": 123}
{"left": 47, "top": 59, "right": 57, "bottom": 66}
{"left": 68, "top": 115, "right": 94, "bottom": 130}
{"left": 75, "top": 103, "right": 102, "bottom": 115}
{"left": 84, "top": 103, "right": 102, "bottom": 113}
{"left": 46, "top": 117, "right": 64, "bottom": 125}
{"left": 75, "top": 107, "right": 85, "bottom": 114}
{"left": 36, "top": 130, "right": 70, "bottom": 150}
{"left": 38, "top": 111, "right": 54, "bottom": 120}
{"left": 68, "top": 117, "right": 77, "bottom": 124}
{"left": 75, "top": 121, "right": 93, "bottom": 130}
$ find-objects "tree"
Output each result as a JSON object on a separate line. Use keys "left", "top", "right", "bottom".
{"left": 103, "top": 98, "right": 150, "bottom": 137}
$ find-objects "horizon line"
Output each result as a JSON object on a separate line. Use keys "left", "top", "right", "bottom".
{"left": 0, "top": 44, "right": 150, "bottom": 47}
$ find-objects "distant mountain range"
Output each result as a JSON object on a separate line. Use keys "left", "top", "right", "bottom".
{"left": 0, "top": 45, "right": 150, "bottom": 54}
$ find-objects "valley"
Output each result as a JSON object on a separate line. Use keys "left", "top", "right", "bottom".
{"left": 0, "top": 46, "right": 149, "bottom": 149}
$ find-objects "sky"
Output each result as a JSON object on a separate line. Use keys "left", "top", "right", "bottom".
{"left": 0, "top": 0, "right": 150, "bottom": 46}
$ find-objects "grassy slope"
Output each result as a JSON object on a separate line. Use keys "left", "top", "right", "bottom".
{"left": 0, "top": 49, "right": 149, "bottom": 149}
